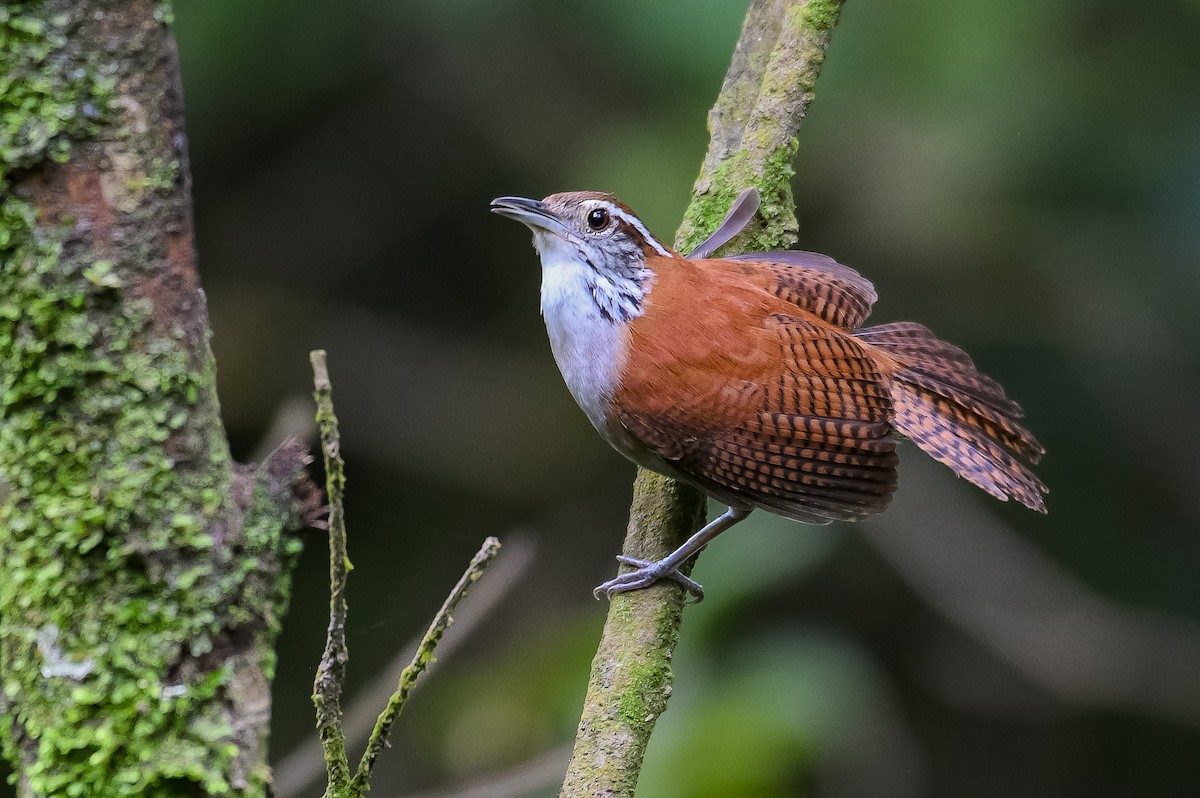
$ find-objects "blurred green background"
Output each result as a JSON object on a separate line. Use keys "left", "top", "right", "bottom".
{"left": 147, "top": 0, "right": 1200, "bottom": 795}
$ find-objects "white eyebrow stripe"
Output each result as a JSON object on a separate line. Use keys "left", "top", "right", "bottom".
{"left": 608, "top": 206, "right": 671, "bottom": 257}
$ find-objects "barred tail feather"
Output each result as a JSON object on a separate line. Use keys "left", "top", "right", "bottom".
{"left": 857, "top": 322, "right": 1048, "bottom": 512}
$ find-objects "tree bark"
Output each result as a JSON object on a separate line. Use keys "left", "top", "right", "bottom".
{"left": 0, "top": 2, "right": 315, "bottom": 795}
{"left": 559, "top": 1, "right": 847, "bottom": 795}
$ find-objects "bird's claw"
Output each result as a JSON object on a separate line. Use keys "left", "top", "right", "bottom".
{"left": 592, "top": 555, "right": 705, "bottom": 602}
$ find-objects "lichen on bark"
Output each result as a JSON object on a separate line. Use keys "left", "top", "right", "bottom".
{"left": 0, "top": 2, "right": 313, "bottom": 795}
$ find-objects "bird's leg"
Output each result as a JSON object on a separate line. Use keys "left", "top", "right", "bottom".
{"left": 593, "top": 507, "right": 752, "bottom": 602}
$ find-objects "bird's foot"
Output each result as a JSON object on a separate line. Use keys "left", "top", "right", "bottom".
{"left": 592, "top": 555, "right": 704, "bottom": 602}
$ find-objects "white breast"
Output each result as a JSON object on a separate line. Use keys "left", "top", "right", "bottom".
{"left": 536, "top": 233, "right": 626, "bottom": 441}
{"left": 531, "top": 230, "right": 682, "bottom": 478}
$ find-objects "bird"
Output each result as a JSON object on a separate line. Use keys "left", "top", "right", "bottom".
{"left": 491, "top": 189, "right": 1046, "bottom": 601}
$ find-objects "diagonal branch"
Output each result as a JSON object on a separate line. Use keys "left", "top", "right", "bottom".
{"left": 352, "top": 536, "right": 502, "bottom": 791}
{"left": 558, "top": 2, "right": 847, "bottom": 795}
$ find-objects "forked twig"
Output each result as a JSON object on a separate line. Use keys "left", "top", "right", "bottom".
{"left": 309, "top": 349, "right": 502, "bottom": 796}
{"left": 276, "top": 536, "right": 535, "bottom": 798}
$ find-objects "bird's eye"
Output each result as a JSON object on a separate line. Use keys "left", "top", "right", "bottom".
{"left": 587, "top": 207, "right": 610, "bottom": 231}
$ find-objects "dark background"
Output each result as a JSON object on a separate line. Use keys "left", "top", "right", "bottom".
{"left": 166, "top": 0, "right": 1200, "bottom": 795}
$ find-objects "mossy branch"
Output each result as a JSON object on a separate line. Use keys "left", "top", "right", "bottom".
{"left": 308, "top": 350, "right": 502, "bottom": 798}
{"left": 558, "top": 1, "right": 847, "bottom": 796}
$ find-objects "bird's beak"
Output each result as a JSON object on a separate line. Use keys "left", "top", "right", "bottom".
{"left": 490, "top": 196, "right": 570, "bottom": 237}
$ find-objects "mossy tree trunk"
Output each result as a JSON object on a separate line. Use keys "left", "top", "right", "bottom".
{"left": 0, "top": 2, "right": 315, "bottom": 795}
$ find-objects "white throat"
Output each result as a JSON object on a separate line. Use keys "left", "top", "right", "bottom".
{"left": 533, "top": 232, "right": 649, "bottom": 445}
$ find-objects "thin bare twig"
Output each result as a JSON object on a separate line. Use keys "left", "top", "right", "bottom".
{"left": 307, "top": 350, "right": 504, "bottom": 797}
{"left": 311, "top": 349, "right": 353, "bottom": 791}
{"left": 275, "top": 535, "right": 536, "bottom": 798}
{"left": 351, "top": 536, "right": 503, "bottom": 791}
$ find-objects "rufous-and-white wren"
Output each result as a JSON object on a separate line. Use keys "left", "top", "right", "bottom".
{"left": 491, "top": 189, "right": 1046, "bottom": 601}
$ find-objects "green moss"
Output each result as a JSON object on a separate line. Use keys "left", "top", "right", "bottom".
{"left": 2, "top": 214, "right": 228, "bottom": 794}
{"left": 239, "top": 472, "right": 308, "bottom": 683}
{"left": 675, "top": 139, "right": 800, "bottom": 256}
{"left": 794, "top": 0, "right": 842, "bottom": 33}
{"left": 154, "top": 1, "right": 175, "bottom": 26}
{"left": 0, "top": 237, "right": 302, "bottom": 794}
{"left": 616, "top": 658, "right": 672, "bottom": 735}
{"left": 126, "top": 155, "right": 181, "bottom": 196}
{"left": 0, "top": 2, "right": 303, "bottom": 795}
{"left": 0, "top": 3, "right": 114, "bottom": 181}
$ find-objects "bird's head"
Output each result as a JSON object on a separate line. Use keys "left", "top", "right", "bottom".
{"left": 491, "top": 191, "right": 673, "bottom": 265}
{"left": 491, "top": 192, "right": 672, "bottom": 321}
